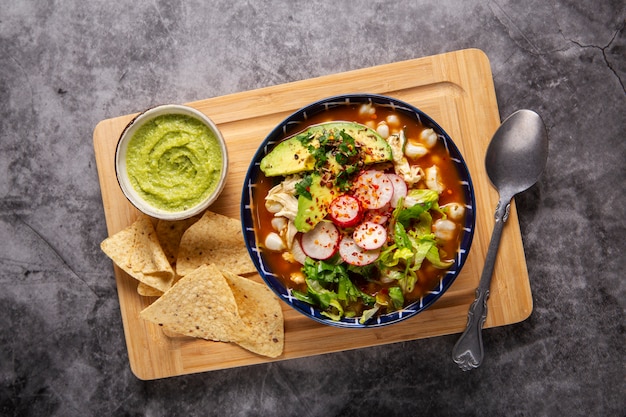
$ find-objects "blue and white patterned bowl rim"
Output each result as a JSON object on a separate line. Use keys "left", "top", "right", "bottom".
{"left": 241, "top": 94, "right": 476, "bottom": 328}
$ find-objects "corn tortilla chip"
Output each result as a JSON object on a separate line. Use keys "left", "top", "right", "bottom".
{"left": 139, "top": 264, "right": 242, "bottom": 342}
{"left": 156, "top": 215, "right": 201, "bottom": 266}
{"left": 222, "top": 271, "right": 284, "bottom": 358}
{"left": 101, "top": 215, "right": 175, "bottom": 292}
{"left": 137, "top": 274, "right": 184, "bottom": 297}
{"left": 137, "top": 282, "right": 164, "bottom": 297}
{"left": 139, "top": 264, "right": 284, "bottom": 357}
{"left": 176, "top": 211, "right": 256, "bottom": 276}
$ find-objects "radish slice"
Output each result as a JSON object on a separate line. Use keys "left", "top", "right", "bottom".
{"left": 291, "top": 238, "right": 307, "bottom": 265}
{"left": 339, "top": 235, "right": 380, "bottom": 266}
{"left": 387, "top": 173, "right": 408, "bottom": 208}
{"left": 328, "top": 195, "right": 363, "bottom": 228}
{"left": 363, "top": 204, "right": 391, "bottom": 225}
{"left": 300, "top": 221, "right": 340, "bottom": 260}
{"left": 352, "top": 170, "right": 394, "bottom": 209}
{"left": 353, "top": 221, "right": 387, "bottom": 250}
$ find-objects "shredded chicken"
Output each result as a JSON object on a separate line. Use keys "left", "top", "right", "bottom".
{"left": 424, "top": 165, "right": 445, "bottom": 193}
{"left": 386, "top": 131, "right": 424, "bottom": 185}
{"left": 265, "top": 176, "right": 300, "bottom": 220}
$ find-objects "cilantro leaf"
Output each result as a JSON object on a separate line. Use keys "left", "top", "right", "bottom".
{"left": 295, "top": 175, "right": 313, "bottom": 200}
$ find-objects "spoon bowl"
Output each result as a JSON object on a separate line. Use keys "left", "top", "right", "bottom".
{"left": 452, "top": 109, "right": 548, "bottom": 370}
{"left": 486, "top": 109, "right": 549, "bottom": 200}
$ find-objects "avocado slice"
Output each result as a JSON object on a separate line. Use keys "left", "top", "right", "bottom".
{"left": 294, "top": 174, "right": 338, "bottom": 232}
{"left": 260, "top": 122, "right": 392, "bottom": 177}
{"left": 259, "top": 135, "right": 317, "bottom": 177}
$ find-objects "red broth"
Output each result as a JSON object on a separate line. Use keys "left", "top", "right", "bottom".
{"left": 252, "top": 102, "right": 466, "bottom": 313}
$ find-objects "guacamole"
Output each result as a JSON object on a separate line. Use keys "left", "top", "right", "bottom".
{"left": 126, "top": 113, "right": 223, "bottom": 212}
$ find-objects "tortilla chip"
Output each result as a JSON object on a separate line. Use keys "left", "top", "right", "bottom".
{"left": 137, "top": 282, "right": 164, "bottom": 297}
{"left": 176, "top": 211, "right": 256, "bottom": 276}
{"left": 100, "top": 224, "right": 134, "bottom": 265}
{"left": 129, "top": 218, "right": 172, "bottom": 275}
{"left": 139, "top": 264, "right": 242, "bottom": 342}
{"left": 139, "top": 264, "right": 284, "bottom": 357}
{"left": 222, "top": 270, "right": 284, "bottom": 358}
{"left": 160, "top": 327, "right": 189, "bottom": 339}
{"left": 156, "top": 215, "right": 201, "bottom": 266}
{"left": 101, "top": 215, "right": 175, "bottom": 292}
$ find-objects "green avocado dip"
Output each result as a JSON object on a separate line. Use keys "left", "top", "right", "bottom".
{"left": 125, "top": 113, "right": 223, "bottom": 212}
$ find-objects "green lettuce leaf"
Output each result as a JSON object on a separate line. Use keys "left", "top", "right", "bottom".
{"left": 389, "top": 286, "right": 404, "bottom": 310}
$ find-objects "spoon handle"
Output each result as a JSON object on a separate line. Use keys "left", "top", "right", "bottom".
{"left": 452, "top": 197, "right": 510, "bottom": 370}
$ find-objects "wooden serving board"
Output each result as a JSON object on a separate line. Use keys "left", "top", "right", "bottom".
{"left": 93, "top": 48, "right": 532, "bottom": 380}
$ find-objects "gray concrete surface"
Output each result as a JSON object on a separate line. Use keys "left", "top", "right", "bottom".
{"left": 1, "top": 1, "right": 624, "bottom": 416}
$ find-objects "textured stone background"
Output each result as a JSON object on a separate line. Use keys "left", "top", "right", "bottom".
{"left": 1, "top": 1, "right": 624, "bottom": 416}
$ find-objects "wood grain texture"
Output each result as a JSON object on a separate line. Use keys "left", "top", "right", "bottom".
{"left": 93, "top": 48, "right": 532, "bottom": 380}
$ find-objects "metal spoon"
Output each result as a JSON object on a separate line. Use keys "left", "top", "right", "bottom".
{"left": 452, "top": 109, "right": 548, "bottom": 371}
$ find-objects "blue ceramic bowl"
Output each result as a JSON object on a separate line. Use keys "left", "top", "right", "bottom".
{"left": 241, "top": 94, "right": 476, "bottom": 328}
